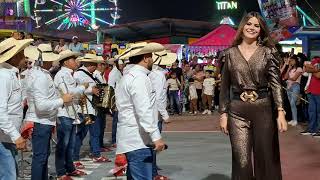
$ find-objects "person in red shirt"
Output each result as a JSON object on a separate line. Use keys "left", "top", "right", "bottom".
{"left": 301, "top": 56, "right": 320, "bottom": 137}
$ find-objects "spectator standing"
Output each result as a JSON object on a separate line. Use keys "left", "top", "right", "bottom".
{"left": 188, "top": 78, "right": 198, "bottom": 114}
{"left": 167, "top": 72, "right": 182, "bottom": 115}
{"left": 55, "top": 39, "right": 68, "bottom": 53}
{"left": 193, "top": 64, "right": 205, "bottom": 111}
{"left": 284, "top": 55, "right": 303, "bottom": 126}
{"left": 301, "top": 56, "right": 320, "bottom": 137}
{"left": 202, "top": 70, "right": 216, "bottom": 115}
{"left": 69, "top": 36, "right": 84, "bottom": 53}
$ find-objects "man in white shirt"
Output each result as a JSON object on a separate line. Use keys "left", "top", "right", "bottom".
{"left": 108, "top": 57, "right": 125, "bottom": 147}
{"left": 0, "top": 38, "right": 33, "bottom": 180}
{"left": 115, "top": 42, "right": 166, "bottom": 180}
{"left": 54, "top": 50, "right": 88, "bottom": 179}
{"left": 55, "top": 39, "right": 68, "bottom": 53}
{"left": 24, "top": 44, "right": 74, "bottom": 180}
{"left": 69, "top": 36, "right": 84, "bottom": 53}
{"left": 149, "top": 50, "right": 177, "bottom": 179}
{"left": 73, "top": 54, "right": 111, "bottom": 163}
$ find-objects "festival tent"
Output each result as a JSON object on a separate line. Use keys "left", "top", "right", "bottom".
{"left": 186, "top": 25, "right": 237, "bottom": 59}
{"left": 190, "top": 24, "right": 237, "bottom": 46}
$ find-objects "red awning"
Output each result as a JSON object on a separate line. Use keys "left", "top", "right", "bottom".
{"left": 190, "top": 25, "right": 237, "bottom": 46}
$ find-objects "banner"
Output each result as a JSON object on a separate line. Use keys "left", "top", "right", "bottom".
{"left": 258, "top": 0, "right": 299, "bottom": 41}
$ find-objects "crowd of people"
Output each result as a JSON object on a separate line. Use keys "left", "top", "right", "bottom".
{"left": 0, "top": 11, "right": 320, "bottom": 180}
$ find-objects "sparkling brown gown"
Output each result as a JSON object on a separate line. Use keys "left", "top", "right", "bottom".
{"left": 219, "top": 46, "right": 283, "bottom": 180}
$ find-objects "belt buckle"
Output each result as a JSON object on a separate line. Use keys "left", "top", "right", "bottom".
{"left": 240, "top": 91, "right": 259, "bottom": 102}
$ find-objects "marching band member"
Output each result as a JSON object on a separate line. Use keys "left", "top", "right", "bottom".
{"left": 23, "top": 44, "right": 74, "bottom": 180}
{"left": 108, "top": 55, "right": 126, "bottom": 148}
{"left": 93, "top": 56, "right": 110, "bottom": 151}
{"left": 149, "top": 50, "right": 177, "bottom": 180}
{"left": 54, "top": 50, "right": 88, "bottom": 180}
{"left": 115, "top": 42, "right": 166, "bottom": 180}
{"left": 0, "top": 38, "right": 33, "bottom": 180}
{"left": 73, "top": 54, "right": 111, "bottom": 164}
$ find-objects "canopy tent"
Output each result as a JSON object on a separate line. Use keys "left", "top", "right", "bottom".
{"left": 185, "top": 25, "right": 237, "bottom": 60}
{"left": 190, "top": 24, "right": 236, "bottom": 46}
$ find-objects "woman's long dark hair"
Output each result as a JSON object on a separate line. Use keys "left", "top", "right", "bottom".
{"left": 232, "top": 11, "right": 274, "bottom": 48}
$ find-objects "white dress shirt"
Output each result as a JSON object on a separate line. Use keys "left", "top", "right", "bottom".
{"left": 73, "top": 66, "right": 97, "bottom": 115}
{"left": 93, "top": 70, "right": 106, "bottom": 84}
{"left": 108, "top": 66, "right": 122, "bottom": 89}
{"left": 25, "top": 67, "right": 64, "bottom": 126}
{"left": 149, "top": 65, "right": 169, "bottom": 121}
{"left": 54, "top": 66, "right": 85, "bottom": 119}
{"left": 115, "top": 64, "right": 161, "bottom": 154}
{"left": 0, "top": 63, "right": 23, "bottom": 143}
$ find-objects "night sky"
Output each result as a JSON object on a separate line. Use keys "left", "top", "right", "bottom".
{"left": 117, "top": 0, "right": 320, "bottom": 25}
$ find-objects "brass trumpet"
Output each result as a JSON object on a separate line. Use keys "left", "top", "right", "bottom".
{"left": 79, "top": 94, "right": 95, "bottom": 125}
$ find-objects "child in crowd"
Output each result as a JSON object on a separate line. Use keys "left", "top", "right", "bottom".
{"left": 202, "top": 70, "right": 215, "bottom": 115}
{"left": 188, "top": 78, "right": 198, "bottom": 114}
{"left": 167, "top": 72, "right": 182, "bottom": 115}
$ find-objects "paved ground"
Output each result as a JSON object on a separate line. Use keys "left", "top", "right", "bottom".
{"left": 18, "top": 112, "right": 320, "bottom": 180}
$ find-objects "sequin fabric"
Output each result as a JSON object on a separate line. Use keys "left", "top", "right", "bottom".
{"left": 219, "top": 46, "right": 283, "bottom": 180}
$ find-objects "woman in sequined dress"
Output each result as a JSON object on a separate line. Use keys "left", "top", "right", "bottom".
{"left": 219, "top": 12, "right": 288, "bottom": 180}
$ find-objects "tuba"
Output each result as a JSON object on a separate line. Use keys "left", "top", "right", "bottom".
{"left": 79, "top": 94, "right": 95, "bottom": 125}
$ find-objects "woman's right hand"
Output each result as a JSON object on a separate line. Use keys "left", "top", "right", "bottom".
{"left": 220, "top": 113, "right": 228, "bottom": 135}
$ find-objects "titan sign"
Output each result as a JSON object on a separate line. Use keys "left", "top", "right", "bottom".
{"left": 216, "top": 1, "right": 238, "bottom": 10}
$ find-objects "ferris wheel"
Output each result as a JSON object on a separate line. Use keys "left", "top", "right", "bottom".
{"left": 31, "top": 0, "right": 120, "bottom": 30}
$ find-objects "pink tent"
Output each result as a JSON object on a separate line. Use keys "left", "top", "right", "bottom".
{"left": 191, "top": 25, "right": 236, "bottom": 46}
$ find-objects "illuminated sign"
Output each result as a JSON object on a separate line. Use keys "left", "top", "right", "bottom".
{"left": 216, "top": 1, "right": 238, "bottom": 10}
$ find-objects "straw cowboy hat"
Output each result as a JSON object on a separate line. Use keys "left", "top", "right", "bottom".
{"left": 24, "top": 44, "right": 59, "bottom": 62}
{"left": 0, "top": 37, "right": 34, "bottom": 63}
{"left": 77, "top": 53, "right": 103, "bottom": 63}
{"left": 57, "top": 49, "right": 81, "bottom": 62}
{"left": 118, "top": 42, "right": 164, "bottom": 60}
{"left": 153, "top": 50, "right": 177, "bottom": 66}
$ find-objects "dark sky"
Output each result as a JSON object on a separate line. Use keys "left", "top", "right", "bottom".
{"left": 117, "top": 0, "right": 320, "bottom": 25}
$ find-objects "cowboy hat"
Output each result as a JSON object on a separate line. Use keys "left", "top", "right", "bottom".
{"left": 57, "top": 49, "right": 81, "bottom": 62}
{"left": 77, "top": 53, "right": 103, "bottom": 63}
{"left": 152, "top": 50, "right": 177, "bottom": 66}
{"left": 24, "top": 44, "right": 59, "bottom": 62}
{"left": 0, "top": 38, "right": 34, "bottom": 63}
{"left": 118, "top": 42, "right": 164, "bottom": 60}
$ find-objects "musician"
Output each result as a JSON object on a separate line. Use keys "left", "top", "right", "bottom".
{"left": 108, "top": 55, "right": 126, "bottom": 148}
{"left": 93, "top": 56, "right": 110, "bottom": 151}
{"left": 54, "top": 50, "right": 88, "bottom": 179}
{"left": 73, "top": 54, "right": 111, "bottom": 164}
{"left": 149, "top": 50, "right": 177, "bottom": 180}
{"left": 115, "top": 42, "right": 166, "bottom": 180}
{"left": 0, "top": 38, "right": 33, "bottom": 180}
{"left": 23, "top": 44, "right": 74, "bottom": 180}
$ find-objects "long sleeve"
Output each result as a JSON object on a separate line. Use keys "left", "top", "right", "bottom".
{"left": 73, "top": 72, "right": 93, "bottom": 95}
{"left": 130, "top": 76, "right": 161, "bottom": 142}
{"left": 219, "top": 52, "right": 231, "bottom": 114}
{"left": 266, "top": 49, "right": 283, "bottom": 109}
{"left": 54, "top": 72, "right": 85, "bottom": 95}
{"left": 0, "top": 77, "right": 20, "bottom": 142}
{"left": 33, "top": 75, "right": 63, "bottom": 113}
{"left": 154, "top": 73, "right": 169, "bottom": 121}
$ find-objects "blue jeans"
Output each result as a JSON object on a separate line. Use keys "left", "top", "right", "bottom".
{"left": 111, "top": 111, "right": 118, "bottom": 145}
{"left": 73, "top": 114, "right": 101, "bottom": 160}
{"left": 307, "top": 94, "right": 320, "bottom": 133}
{"left": 31, "top": 123, "right": 53, "bottom": 180}
{"left": 169, "top": 90, "right": 181, "bottom": 114}
{"left": 55, "top": 116, "right": 76, "bottom": 177}
{"left": 287, "top": 83, "right": 300, "bottom": 121}
{"left": 97, "top": 110, "right": 107, "bottom": 147}
{"left": 0, "top": 143, "right": 17, "bottom": 180}
{"left": 126, "top": 148, "right": 153, "bottom": 180}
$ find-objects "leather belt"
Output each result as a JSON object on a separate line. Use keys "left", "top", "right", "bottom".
{"left": 233, "top": 89, "right": 269, "bottom": 102}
